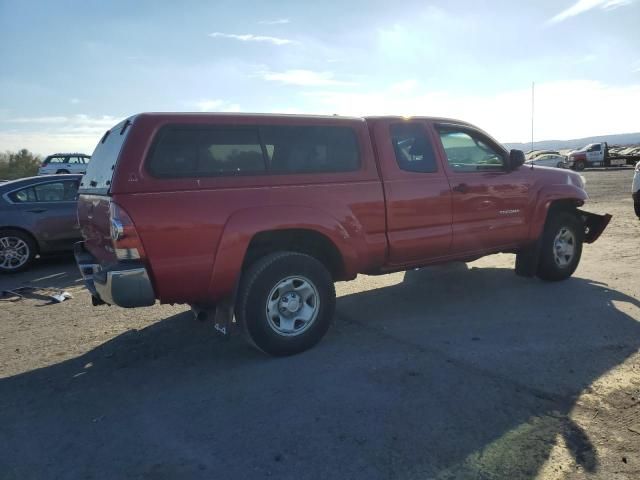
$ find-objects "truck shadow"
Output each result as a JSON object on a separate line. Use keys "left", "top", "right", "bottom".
{"left": 1, "top": 265, "right": 639, "bottom": 479}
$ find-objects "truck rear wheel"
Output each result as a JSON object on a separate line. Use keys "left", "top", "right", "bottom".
{"left": 236, "top": 252, "right": 336, "bottom": 356}
{"left": 536, "top": 211, "right": 583, "bottom": 281}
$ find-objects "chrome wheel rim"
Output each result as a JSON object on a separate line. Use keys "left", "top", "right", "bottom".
{"left": 553, "top": 227, "right": 575, "bottom": 268}
{"left": 266, "top": 276, "right": 320, "bottom": 337}
{"left": 0, "top": 236, "right": 30, "bottom": 270}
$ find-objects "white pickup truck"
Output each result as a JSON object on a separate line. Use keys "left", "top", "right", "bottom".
{"left": 568, "top": 142, "right": 631, "bottom": 170}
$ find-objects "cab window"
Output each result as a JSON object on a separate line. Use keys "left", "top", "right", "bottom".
{"left": 389, "top": 123, "right": 438, "bottom": 173}
{"left": 437, "top": 129, "right": 505, "bottom": 172}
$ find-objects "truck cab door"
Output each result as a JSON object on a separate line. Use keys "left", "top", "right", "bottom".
{"left": 371, "top": 119, "right": 452, "bottom": 266}
{"left": 586, "top": 144, "right": 603, "bottom": 166}
{"left": 433, "top": 125, "right": 530, "bottom": 255}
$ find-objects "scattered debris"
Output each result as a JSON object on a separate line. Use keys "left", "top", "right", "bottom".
{"left": 50, "top": 291, "right": 72, "bottom": 303}
{"left": 1, "top": 286, "right": 72, "bottom": 304}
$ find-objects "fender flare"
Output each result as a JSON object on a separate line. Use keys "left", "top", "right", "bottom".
{"left": 207, "top": 205, "right": 363, "bottom": 301}
{"left": 528, "top": 184, "right": 587, "bottom": 241}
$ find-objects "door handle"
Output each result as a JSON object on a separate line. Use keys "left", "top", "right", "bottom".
{"left": 26, "top": 208, "right": 47, "bottom": 213}
{"left": 453, "top": 183, "right": 469, "bottom": 194}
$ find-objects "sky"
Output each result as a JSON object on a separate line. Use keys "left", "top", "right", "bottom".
{"left": 0, "top": 0, "right": 639, "bottom": 155}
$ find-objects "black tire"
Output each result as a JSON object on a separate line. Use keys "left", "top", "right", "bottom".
{"left": 634, "top": 201, "right": 640, "bottom": 219}
{"left": 0, "top": 229, "right": 37, "bottom": 273}
{"left": 556, "top": 162, "right": 564, "bottom": 169}
{"left": 236, "top": 252, "right": 336, "bottom": 356}
{"left": 536, "top": 211, "right": 583, "bottom": 282}
{"left": 574, "top": 161, "right": 585, "bottom": 171}
{"left": 55, "top": 169, "right": 70, "bottom": 174}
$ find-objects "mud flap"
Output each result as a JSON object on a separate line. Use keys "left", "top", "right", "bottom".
{"left": 191, "top": 300, "right": 239, "bottom": 338}
{"left": 515, "top": 239, "right": 541, "bottom": 277}
{"left": 577, "top": 209, "right": 612, "bottom": 244}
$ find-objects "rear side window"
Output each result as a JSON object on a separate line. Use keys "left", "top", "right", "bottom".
{"left": 9, "top": 180, "right": 79, "bottom": 203}
{"left": 148, "top": 127, "right": 265, "bottom": 177}
{"left": 389, "top": 123, "right": 438, "bottom": 173}
{"left": 146, "top": 124, "right": 360, "bottom": 177}
{"left": 46, "top": 156, "right": 67, "bottom": 164}
{"left": 260, "top": 126, "right": 359, "bottom": 173}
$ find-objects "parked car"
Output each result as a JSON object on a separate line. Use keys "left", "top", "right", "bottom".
{"left": 633, "top": 161, "right": 640, "bottom": 218}
{"left": 525, "top": 153, "right": 568, "bottom": 169}
{"left": 75, "top": 113, "right": 611, "bottom": 356}
{"left": 0, "top": 175, "right": 82, "bottom": 272}
{"left": 38, "top": 153, "right": 91, "bottom": 175}
{"left": 526, "top": 150, "right": 561, "bottom": 160}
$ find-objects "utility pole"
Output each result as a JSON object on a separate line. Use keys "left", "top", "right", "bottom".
{"left": 531, "top": 82, "right": 535, "bottom": 153}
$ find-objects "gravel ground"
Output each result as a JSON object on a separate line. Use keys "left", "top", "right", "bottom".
{"left": 1, "top": 168, "right": 639, "bottom": 480}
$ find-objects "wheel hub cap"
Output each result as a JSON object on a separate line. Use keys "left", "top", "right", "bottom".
{"left": 280, "top": 292, "right": 301, "bottom": 313}
{"left": 0, "top": 236, "right": 29, "bottom": 269}
{"left": 553, "top": 227, "right": 575, "bottom": 267}
{"left": 266, "top": 276, "right": 320, "bottom": 337}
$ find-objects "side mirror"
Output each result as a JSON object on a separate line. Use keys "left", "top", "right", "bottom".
{"left": 509, "top": 149, "right": 525, "bottom": 170}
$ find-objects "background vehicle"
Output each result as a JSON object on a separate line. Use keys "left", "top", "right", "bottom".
{"left": 524, "top": 153, "right": 568, "bottom": 168}
{"left": 568, "top": 142, "right": 639, "bottom": 170}
{"left": 38, "top": 153, "right": 91, "bottom": 175}
{"left": 75, "top": 114, "right": 610, "bottom": 356}
{"left": 633, "top": 161, "right": 640, "bottom": 218}
{"left": 526, "top": 150, "right": 561, "bottom": 160}
{"left": 0, "top": 174, "right": 82, "bottom": 272}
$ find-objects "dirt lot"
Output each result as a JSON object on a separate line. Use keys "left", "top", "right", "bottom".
{"left": 1, "top": 168, "right": 639, "bottom": 480}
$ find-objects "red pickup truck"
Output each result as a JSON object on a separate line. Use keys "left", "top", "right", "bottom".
{"left": 75, "top": 113, "right": 611, "bottom": 356}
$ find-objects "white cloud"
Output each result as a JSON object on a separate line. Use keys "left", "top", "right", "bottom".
{"left": 300, "top": 80, "right": 640, "bottom": 143}
{"left": 0, "top": 114, "right": 121, "bottom": 155}
{"left": 258, "top": 18, "right": 290, "bottom": 25}
{"left": 257, "top": 69, "right": 357, "bottom": 87}
{"left": 208, "top": 32, "right": 295, "bottom": 45}
{"left": 389, "top": 79, "right": 419, "bottom": 93}
{"left": 548, "top": 0, "right": 635, "bottom": 24}
{"left": 70, "top": 98, "right": 80, "bottom": 104}
{"left": 8, "top": 116, "right": 70, "bottom": 124}
{"left": 192, "top": 99, "right": 241, "bottom": 112}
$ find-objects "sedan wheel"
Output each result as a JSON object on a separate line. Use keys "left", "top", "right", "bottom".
{"left": 0, "top": 231, "right": 36, "bottom": 273}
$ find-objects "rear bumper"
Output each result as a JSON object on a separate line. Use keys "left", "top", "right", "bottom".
{"left": 74, "top": 242, "right": 156, "bottom": 308}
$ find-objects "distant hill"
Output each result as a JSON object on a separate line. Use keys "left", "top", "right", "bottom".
{"left": 504, "top": 132, "right": 640, "bottom": 152}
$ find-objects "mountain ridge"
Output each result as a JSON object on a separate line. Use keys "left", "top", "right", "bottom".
{"left": 504, "top": 132, "right": 640, "bottom": 152}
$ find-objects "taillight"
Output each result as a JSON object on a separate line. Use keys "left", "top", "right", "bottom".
{"left": 109, "top": 202, "right": 146, "bottom": 261}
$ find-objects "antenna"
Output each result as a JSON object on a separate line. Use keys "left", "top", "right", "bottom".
{"left": 529, "top": 84, "right": 536, "bottom": 171}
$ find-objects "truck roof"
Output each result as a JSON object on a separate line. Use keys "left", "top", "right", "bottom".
{"left": 124, "top": 112, "right": 476, "bottom": 126}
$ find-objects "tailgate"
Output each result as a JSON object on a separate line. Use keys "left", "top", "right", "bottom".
{"left": 78, "top": 117, "right": 132, "bottom": 263}
{"left": 78, "top": 194, "right": 116, "bottom": 263}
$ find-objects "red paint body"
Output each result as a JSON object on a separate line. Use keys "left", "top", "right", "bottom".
{"left": 78, "top": 113, "right": 591, "bottom": 305}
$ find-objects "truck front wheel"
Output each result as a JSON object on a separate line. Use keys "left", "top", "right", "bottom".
{"left": 236, "top": 252, "right": 336, "bottom": 356}
{"left": 574, "top": 160, "right": 586, "bottom": 171}
{"left": 536, "top": 211, "right": 583, "bottom": 281}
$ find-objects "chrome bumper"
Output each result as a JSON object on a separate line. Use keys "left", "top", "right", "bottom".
{"left": 74, "top": 242, "right": 156, "bottom": 308}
